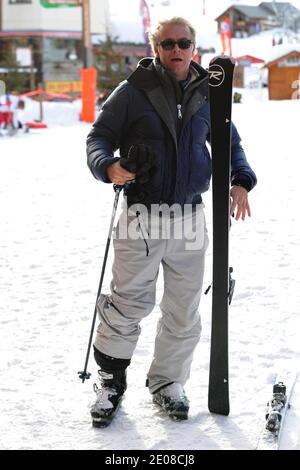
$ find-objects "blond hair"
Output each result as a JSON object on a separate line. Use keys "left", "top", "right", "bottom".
{"left": 148, "top": 17, "right": 196, "bottom": 55}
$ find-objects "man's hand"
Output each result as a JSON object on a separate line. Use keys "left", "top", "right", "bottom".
{"left": 230, "top": 185, "right": 251, "bottom": 221}
{"left": 106, "top": 161, "right": 136, "bottom": 186}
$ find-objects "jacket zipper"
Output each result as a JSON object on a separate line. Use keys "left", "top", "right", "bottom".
{"left": 177, "top": 104, "right": 183, "bottom": 119}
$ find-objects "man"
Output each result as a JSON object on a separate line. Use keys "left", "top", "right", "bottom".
{"left": 86, "top": 17, "right": 257, "bottom": 427}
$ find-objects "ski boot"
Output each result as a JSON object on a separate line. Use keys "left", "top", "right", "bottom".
{"left": 153, "top": 382, "right": 190, "bottom": 421}
{"left": 90, "top": 368, "right": 127, "bottom": 428}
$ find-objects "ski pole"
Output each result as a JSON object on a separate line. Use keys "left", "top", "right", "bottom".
{"left": 78, "top": 184, "right": 123, "bottom": 383}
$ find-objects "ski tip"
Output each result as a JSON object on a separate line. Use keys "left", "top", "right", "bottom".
{"left": 209, "top": 56, "right": 235, "bottom": 66}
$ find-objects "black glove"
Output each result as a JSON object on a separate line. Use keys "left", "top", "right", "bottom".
{"left": 119, "top": 144, "right": 156, "bottom": 202}
{"left": 120, "top": 144, "right": 156, "bottom": 182}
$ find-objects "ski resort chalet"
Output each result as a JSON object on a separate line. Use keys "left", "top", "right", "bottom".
{"left": 265, "top": 46, "right": 300, "bottom": 99}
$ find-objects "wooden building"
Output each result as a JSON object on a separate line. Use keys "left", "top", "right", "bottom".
{"left": 265, "top": 47, "right": 300, "bottom": 100}
{"left": 215, "top": 5, "right": 276, "bottom": 37}
{"left": 215, "top": 3, "right": 300, "bottom": 37}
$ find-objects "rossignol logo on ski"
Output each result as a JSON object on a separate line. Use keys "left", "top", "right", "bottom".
{"left": 209, "top": 64, "right": 225, "bottom": 87}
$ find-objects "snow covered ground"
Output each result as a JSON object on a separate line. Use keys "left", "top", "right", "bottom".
{"left": 0, "top": 90, "right": 299, "bottom": 450}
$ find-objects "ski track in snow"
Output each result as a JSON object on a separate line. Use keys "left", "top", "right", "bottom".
{"left": 0, "top": 91, "right": 299, "bottom": 450}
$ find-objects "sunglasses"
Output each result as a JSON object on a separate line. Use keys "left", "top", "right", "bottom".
{"left": 158, "top": 38, "right": 193, "bottom": 51}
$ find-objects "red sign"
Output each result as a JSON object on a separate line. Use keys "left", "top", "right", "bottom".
{"left": 220, "top": 17, "right": 232, "bottom": 56}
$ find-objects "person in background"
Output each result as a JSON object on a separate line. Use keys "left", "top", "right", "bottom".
{"left": 15, "top": 99, "right": 26, "bottom": 129}
{"left": 0, "top": 93, "right": 13, "bottom": 132}
{"left": 0, "top": 91, "right": 20, "bottom": 133}
{"left": 86, "top": 16, "right": 257, "bottom": 428}
{"left": 7, "top": 91, "right": 20, "bottom": 129}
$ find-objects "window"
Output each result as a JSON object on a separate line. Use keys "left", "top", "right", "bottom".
{"left": 43, "top": 38, "right": 81, "bottom": 63}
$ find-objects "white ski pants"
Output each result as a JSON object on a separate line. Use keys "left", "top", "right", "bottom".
{"left": 94, "top": 204, "right": 209, "bottom": 393}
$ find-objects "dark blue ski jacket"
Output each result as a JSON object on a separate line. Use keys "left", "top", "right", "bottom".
{"left": 87, "top": 58, "right": 257, "bottom": 206}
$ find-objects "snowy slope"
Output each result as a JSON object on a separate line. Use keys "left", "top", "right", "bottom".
{"left": 0, "top": 90, "right": 300, "bottom": 450}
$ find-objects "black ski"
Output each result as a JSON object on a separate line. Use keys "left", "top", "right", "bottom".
{"left": 208, "top": 56, "right": 235, "bottom": 416}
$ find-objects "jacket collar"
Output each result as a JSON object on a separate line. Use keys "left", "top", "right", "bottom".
{"left": 127, "top": 57, "right": 208, "bottom": 91}
{"left": 127, "top": 58, "right": 208, "bottom": 150}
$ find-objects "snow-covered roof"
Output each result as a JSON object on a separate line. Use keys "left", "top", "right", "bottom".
{"left": 264, "top": 44, "right": 300, "bottom": 64}
{"left": 215, "top": 5, "right": 271, "bottom": 21}
{"left": 216, "top": 2, "right": 300, "bottom": 22}
{"left": 259, "top": 2, "right": 300, "bottom": 18}
{"left": 234, "top": 5, "right": 272, "bottom": 19}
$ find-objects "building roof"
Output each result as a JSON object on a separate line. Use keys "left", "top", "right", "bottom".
{"left": 236, "top": 54, "right": 265, "bottom": 63}
{"left": 265, "top": 44, "right": 300, "bottom": 64}
{"left": 215, "top": 5, "right": 271, "bottom": 21}
{"left": 216, "top": 2, "right": 300, "bottom": 22}
{"left": 259, "top": 2, "right": 300, "bottom": 18}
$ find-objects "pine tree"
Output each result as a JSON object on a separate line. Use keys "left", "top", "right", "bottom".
{"left": 94, "top": 35, "right": 126, "bottom": 98}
